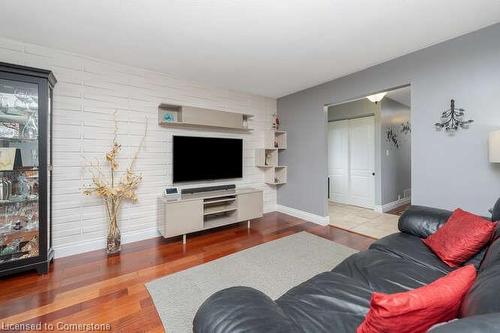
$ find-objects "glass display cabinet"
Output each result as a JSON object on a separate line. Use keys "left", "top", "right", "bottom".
{"left": 0, "top": 62, "right": 56, "bottom": 276}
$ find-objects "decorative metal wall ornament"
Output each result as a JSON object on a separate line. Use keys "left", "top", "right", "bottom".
{"left": 401, "top": 121, "right": 411, "bottom": 135}
{"left": 385, "top": 127, "right": 400, "bottom": 149}
{"left": 434, "top": 99, "right": 473, "bottom": 133}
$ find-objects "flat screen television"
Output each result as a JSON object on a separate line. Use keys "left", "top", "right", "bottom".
{"left": 173, "top": 136, "right": 243, "bottom": 183}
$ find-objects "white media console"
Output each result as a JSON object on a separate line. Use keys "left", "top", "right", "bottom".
{"left": 158, "top": 187, "right": 263, "bottom": 243}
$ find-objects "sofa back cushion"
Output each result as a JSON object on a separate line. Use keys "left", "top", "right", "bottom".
{"left": 491, "top": 197, "right": 500, "bottom": 222}
{"left": 460, "top": 237, "right": 500, "bottom": 317}
{"left": 398, "top": 206, "right": 452, "bottom": 238}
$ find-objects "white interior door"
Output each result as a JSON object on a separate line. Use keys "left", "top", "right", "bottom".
{"left": 328, "top": 120, "right": 349, "bottom": 203}
{"left": 327, "top": 116, "right": 375, "bottom": 208}
{"left": 348, "top": 116, "right": 375, "bottom": 208}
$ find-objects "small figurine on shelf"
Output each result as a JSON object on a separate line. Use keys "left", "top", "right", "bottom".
{"left": 265, "top": 151, "right": 272, "bottom": 166}
{"left": 274, "top": 139, "right": 279, "bottom": 148}
{"left": 20, "top": 235, "right": 39, "bottom": 258}
{"left": 272, "top": 113, "right": 280, "bottom": 130}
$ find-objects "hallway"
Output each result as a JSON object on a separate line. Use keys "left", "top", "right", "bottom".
{"left": 329, "top": 202, "right": 400, "bottom": 239}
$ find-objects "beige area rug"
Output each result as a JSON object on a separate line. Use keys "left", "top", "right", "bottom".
{"left": 146, "top": 232, "right": 357, "bottom": 332}
{"left": 329, "top": 202, "right": 399, "bottom": 239}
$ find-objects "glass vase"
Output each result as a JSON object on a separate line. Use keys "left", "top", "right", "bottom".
{"left": 106, "top": 215, "right": 121, "bottom": 255}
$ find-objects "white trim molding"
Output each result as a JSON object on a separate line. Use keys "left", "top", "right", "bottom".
{"left": 53, "top": 228, "right": 161, "bottom": 258}
{"left": 374, "top": 196, "right": 411, "bottom": 213}
{"left": 276, "top": 205, "right": 330, "bottom": 226}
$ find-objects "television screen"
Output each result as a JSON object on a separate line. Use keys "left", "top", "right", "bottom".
{"left": 173, "top": 136, "right": 243, "bottom": 183}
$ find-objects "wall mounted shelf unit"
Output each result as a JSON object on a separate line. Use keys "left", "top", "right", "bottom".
{"left": 255, "top": 148, "right": 278, "bottom": 168}
{"left": 255, "top": 129, "right": 287, "bottom": 185}
{"left": 264, "top": 130, "right": 287, "bottom": 149}
{"left": 264, "top": 166, "right": 287, "bottom": 185}
{"left": 158, "top": 104, "right": 253, "bottom": 131}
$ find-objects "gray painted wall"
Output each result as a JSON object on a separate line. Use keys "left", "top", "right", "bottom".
{"left": 380, "top": 98, "right": 411, "bottom": 205}
{"left": 278, "top": 23, "right": 500, "bottom": 217}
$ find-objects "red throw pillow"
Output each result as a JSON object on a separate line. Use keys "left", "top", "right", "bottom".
{"left": 422, "top": 208, "right": 496, "bottom": 267}
{"left": 357, "top": 265, "right": 477, "bottom": 333}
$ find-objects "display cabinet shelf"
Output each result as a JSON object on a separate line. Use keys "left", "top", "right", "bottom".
{"left": 0, "top": 62, "right": 56, "bottom": 276}
{"left": 0, "top": 196, "right": 38, "bottom": 205}
{"left": 0, "top": 137, "right": 38, "bottom": 143}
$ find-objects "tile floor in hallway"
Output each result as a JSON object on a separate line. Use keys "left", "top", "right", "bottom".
{"left": 328, "top": 202, "right": 400, "bottom": 239}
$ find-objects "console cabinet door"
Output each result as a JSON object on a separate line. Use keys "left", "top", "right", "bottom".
{"left": 237, "top": 191, "right": 263, "bottom": 221}
{"left": 164, "top": 200, "right": 203, "bottom": 237}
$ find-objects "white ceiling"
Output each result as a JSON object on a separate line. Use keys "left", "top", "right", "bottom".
{"left": 1, "top": 1, "right": 499, "bottom": 98}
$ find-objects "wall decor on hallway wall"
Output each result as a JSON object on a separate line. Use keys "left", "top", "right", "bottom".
{"left": 434, "top": 99, "right": 473, "bottom": 133}
{"left": 401, "top": 121, "right": 411, "bottom": 135}
{"left": 385, "top": 127, "right": 400, "bottom": 149}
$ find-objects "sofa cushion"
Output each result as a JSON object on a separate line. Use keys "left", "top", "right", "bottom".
{"left": 428, "top": 313, "right": 500, "bottom": 333}
{"left": 193, "top": 286, "right": 301, "bottom": 333}
{"left": 357, "top": 265, "right": 477, "bottom": 333}
{"left": 369, "top": 233, "right": 454, "bottom": 274}
{"left": 398, "top": 205, "right": 452, "bottom": 238}
{"left": 479, "top": 237, "right": 500, "bottom": 272}
{"left": 332, "top": 250, "right": 446, "bottom": 294}
{"left": 422, "top": 209, "right": 496, "bottom": 267}
{"left": 461, "top": 238, "right": 500, "bottom": 317}
{"left": 276, "top": 272, "right": 372, "bottom": 333}
{"left": 491, "top": 197, "right": 500, "bottom": 222}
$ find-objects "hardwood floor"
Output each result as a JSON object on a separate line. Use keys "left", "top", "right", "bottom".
{"left": 0, "top": 212, "right": 374, "bottom": 332}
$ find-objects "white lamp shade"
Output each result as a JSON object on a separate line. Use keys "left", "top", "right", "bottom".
{"left": 366, "top": 92, "right": 387, "bottom": 103}
{"left": 489, "top": 130, "right": 500, "bottom": 163}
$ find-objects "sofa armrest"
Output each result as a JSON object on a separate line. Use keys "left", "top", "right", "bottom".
{"left": 398, "top": 205, "right": 452, "bottom": 238}
{"left": 193, "top": 286, "right": 300, "bottom": 333}
{"left": 428, "top": 314, "right": 500, "bottom": 333}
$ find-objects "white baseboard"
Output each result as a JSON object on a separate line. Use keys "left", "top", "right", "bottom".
{"left": 276, "top": 204, "right": 330, "bottom": 226}
{"left": 53, "top": 228, "right": 161, "bottom": 259}
{"left": 53, "top": 205, "right": 327, "bottom": 258}
{"left": 374, "top": 197, "right": 411, "bottom": 213}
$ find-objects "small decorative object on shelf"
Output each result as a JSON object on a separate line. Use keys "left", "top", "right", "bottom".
{"left": 82, "top": 113, "right": 147, "bottom": 255}
{"left": 0, "top": 62, "right": 55, "bottom": 276}
{"left": 265, "top": 151, "right": 272, "bottom": 166}
{"left": 272, "top": 113, "right": 280, "bottom": 130}
{"left": 435, "top": 99, "right": 473, "bottom": 133}
{"left": 401, "top": 121, "right": 411, "bottom": 135}
{"left": 162, "top": 111, "right": 176, "bottom": 123}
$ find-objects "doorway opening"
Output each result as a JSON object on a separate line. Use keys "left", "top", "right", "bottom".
{"left": 326, "top": 86, "right": 411, "bottom": 238}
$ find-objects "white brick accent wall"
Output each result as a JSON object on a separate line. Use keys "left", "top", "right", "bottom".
{"left": 0, "top": 37, "right": 277, "bottom": 257}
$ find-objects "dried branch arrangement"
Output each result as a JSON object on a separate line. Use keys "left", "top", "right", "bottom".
{"left": 82, "top": 113, "right": 148, "bottom": 254}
